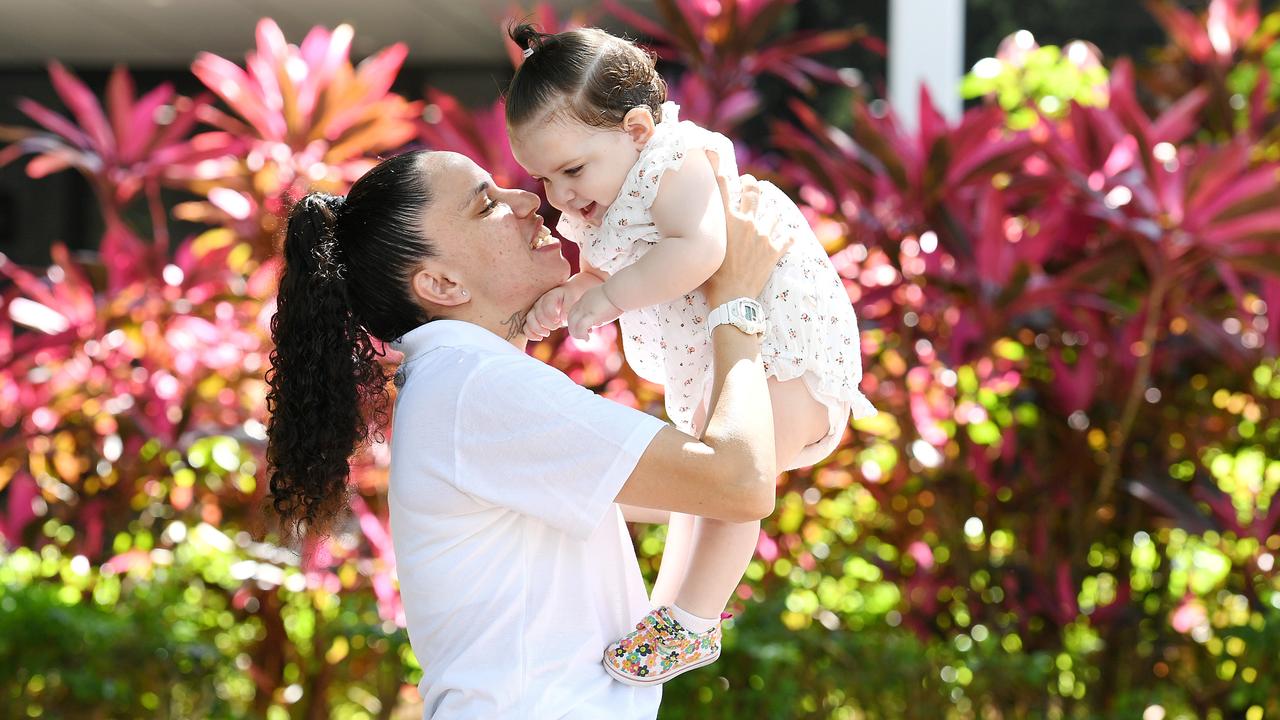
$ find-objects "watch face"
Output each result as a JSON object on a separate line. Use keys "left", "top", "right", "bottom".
{"left": 743, "top": 305, "right": 757, "bottom": 322}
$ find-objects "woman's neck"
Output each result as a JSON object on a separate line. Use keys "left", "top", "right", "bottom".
{"left": 445, "top": 304, "right": 531, "bottom": 350}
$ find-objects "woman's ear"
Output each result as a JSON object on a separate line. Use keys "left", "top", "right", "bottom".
{"left": 410, "top": 262, "right": 470, "bottom": 308}
{"left": 622, "top": 106, "right": 657, "bottom": 149}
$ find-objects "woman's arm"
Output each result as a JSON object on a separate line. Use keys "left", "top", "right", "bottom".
{"left": 619, "top": 504, "right": 671, "bottom": 524}
{"left": 615, "top": 174, "right": 789, "bottom": 523}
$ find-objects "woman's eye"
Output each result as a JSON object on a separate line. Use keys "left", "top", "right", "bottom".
{"left": 565, "top": 165, "right": 583, "bottom": 177}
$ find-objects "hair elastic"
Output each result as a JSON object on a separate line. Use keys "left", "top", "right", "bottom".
{"left": 522, "top": 47, "right": 534, "bottom": 59}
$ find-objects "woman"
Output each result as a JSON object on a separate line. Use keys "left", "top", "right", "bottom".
{"left": 265, "top": 149, "right": 789, "bottom": 718}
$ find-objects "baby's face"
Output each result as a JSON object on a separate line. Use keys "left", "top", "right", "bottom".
{"left": 509, "top": 113, "right": 646, "bottom": 227}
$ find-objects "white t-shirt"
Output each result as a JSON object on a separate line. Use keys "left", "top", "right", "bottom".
{"left": 387, "top": 320, "right": 666, "bottom": 719}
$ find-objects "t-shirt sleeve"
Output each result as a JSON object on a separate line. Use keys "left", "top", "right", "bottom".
{"left": 453, "top": 355, "right": 667, "bottom": 539}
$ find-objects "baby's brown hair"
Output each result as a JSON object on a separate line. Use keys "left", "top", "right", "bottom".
{"left": 505, "top": 24, "right": 668, "bottom": 130}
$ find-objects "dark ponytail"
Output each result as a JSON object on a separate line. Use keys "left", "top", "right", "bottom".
{"left": 265, "top": 150, "right": 436, "bottom": 540}
{"left": 505, "top": 23, "right": 667, "bottom": 130}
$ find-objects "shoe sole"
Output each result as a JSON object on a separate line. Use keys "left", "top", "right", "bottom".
{"left": 601, "top": 647, "right": 722, "bottom": 687}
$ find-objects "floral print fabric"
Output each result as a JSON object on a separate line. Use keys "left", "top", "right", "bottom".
{"left": 557, "top": 102, "right": 876, "bottom": 438}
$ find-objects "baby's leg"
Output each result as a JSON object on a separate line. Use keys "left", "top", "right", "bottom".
{"left": 671, "top": 377, "right": 829, "bottom": 618}
{"left": 648, "top": 403, "right": 709, "bottom": 609}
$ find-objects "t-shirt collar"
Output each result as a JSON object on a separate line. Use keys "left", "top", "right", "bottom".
{"left": 391, "top": 320, "right": 522, "bottom": 364}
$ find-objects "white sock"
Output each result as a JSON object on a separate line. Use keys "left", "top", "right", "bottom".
{"left": 668, "top": 604, "right": 719, "bottom": 634}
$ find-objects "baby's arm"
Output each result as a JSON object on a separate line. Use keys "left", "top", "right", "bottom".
{"left": 566, "top": 151, "right": 728, "bottom": 339}
{"left": 606, "top": 150, "right": 728, "bottom": 310}
{"left": 525, "top": 257, "right": 608, "bottom": 340}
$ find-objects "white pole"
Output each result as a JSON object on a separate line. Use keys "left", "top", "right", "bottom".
{"left": 888, "top": 0, "right": 966, "bottom": 130}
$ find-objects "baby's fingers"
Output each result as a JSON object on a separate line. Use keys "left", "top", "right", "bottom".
{"left": 523, "top": 316, "right": 547, "bottom": 341}
{"left": 545, "top": 296, "right": 566, "bottom": 329}
{"left": 566, "top": 308, "right": 590, "bottom": 341}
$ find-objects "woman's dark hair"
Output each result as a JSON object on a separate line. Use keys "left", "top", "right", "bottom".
{"left": 265, "top": 150, "right": 435, "bottom": 540}
{"left": 505, "top": 23, "right": 667, "bottom": 130}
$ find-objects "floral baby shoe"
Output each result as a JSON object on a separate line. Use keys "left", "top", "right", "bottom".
{"left": 602, "top": 606, "right": 723, "bottom": 686}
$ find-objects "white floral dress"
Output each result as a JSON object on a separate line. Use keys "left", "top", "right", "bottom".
{"left": 557, "top": 102, "right": 876, "bottom": 464}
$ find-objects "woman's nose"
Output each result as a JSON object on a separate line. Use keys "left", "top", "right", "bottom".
{"left": 509, "top": 188, "right": 541, "bottom": 216}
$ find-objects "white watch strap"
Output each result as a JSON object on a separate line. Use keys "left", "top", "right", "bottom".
{"left": 707, "top": 298, "right": 763, "bottom": 336}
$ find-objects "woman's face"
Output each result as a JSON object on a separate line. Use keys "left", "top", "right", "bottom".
{"left": 418, "top": 152, "right": 570, "bottom": 316}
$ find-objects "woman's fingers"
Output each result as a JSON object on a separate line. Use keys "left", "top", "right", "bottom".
{"left": 736, "top": 174, "right": 761, "bottom": 220}
{"left": 715, "top": 165, "right": 735, "bottom": 219}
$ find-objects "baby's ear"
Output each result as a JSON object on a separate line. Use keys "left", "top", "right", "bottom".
{"left": 622, "top": 106, "right": 656, "bottom": 147}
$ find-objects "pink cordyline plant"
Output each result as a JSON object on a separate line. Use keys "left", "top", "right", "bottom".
{"left": 607, "top": 0, "right": 881, "bottom": 132}
{"left": 1144, "top": 0, "right": 1280, "bottom": 139}
{"left": 178, "top": 18, "right": 422, "bottom": 255}
{"left": 0, "top": 63, "right": 241, "bottom": 290}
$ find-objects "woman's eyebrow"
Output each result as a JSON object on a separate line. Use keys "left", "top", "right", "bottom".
{"left": 459, "top": 181, "right": 490, "bottom": 212}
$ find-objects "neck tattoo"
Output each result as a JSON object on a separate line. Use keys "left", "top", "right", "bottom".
{"left": 500, "top": 311, "right": 528, "bottom": 341}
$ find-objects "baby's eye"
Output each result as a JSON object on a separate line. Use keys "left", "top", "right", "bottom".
{"left": 482, "top": 197, "right": 500, "bottom": 214}
{"left": 564, "top": 165, "right": 583, "bottom": 177}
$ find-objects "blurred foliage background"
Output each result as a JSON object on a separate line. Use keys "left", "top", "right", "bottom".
{"left": 2, "top": 0, "right": 1280, "bottom": 718}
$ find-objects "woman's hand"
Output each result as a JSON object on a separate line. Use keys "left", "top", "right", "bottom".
{"left": 703, "top": 173, "right": 792, "bottom": 308}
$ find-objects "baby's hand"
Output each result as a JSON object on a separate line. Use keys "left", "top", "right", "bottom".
{"left": 524, "top": 286, "right": 570, "bottom": 341}
{"left": 567, "top": 285, "right": 623, "bottom": 341}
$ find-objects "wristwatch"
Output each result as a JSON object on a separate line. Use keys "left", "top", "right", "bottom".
{"left": 707, "top": 297, "right": 766, "bottom": 337}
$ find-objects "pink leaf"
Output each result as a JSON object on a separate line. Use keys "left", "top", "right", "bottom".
{"left": 152, "top": 93, "right": 212, "bottom": 151}
{"left": 1170, "top": 595, "right": 1206, "bottom": 634}
{"left": 1200, "top": 208, "right": 1280, "bottom": 245}
{"left": 48, "top": 61, "right": 115, "bottom": 157}
{"left": 946, "top": 134, "right": 1035, "bottom": 188}
{"left": 1102, "top": 134, "right": 1139, "bottom": 177}
{"left": 917, "top": 85, "right": 948, "bottom": 150}
{"left": 256, "top": 17, "right": 290, "bottom": 66}
{"left": 605, "top": 0, "right": 677, "bottom": 44}
{"left": 1189, "top": 165, "right": 1280, "bottom": 227}
{"left": 297, "top": 23, "right": 354, "bottom": 123}
{"left": 1055, "top": 562, "right": 1078, "bottom": 624}
{"left": 1049, "top": 346, "right": 1098, "bottom": 413}
{"left": 1150, "top": 86, "right": 1210, "bottom": 144}
{"left": 104, "top": 549, "right": 152, "bottom": 575}
{"left": 100, "top": 216, "right": 152, "bottom": 291}
{"left": 350, "top": 493, "right": 395, "bottom": 560}
{"left": 1249, "top": 67, "right": 1271, "bottom": 132}
{"left": 47, "top": 244, "right": 96, "bottom": 325}
{"left": 354, "top": 43, "right": 409, "bottom": 103}
{"left": 122, "top": 82, "right": 174, "bottom": 163}
{"left": 1185, "top": 142, "right": 1250, "bottom": 211}
{"left": 191, "top": 51, "right": 280, "bottom": 140}
{"left": 2, "top": 472, "right": 38, "bottom": 545}
{"left": 16, "top": 98, "right": 90, "bottom": 148}
{"left": 756, "top": 530, "right": 779, "bottom": 562}
{"left": 1107, "top": 60, "right": 1152, "bottom": 142}
{"left": 26, "top": 154, "right": 76, "bottom": 178}
{"left": 105, "top": 66, "right": 136, "bottom": 162}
